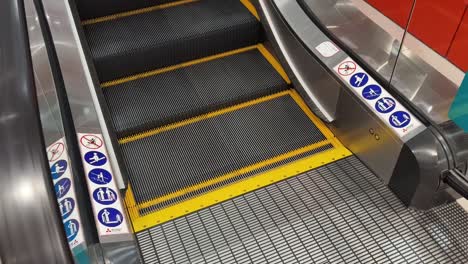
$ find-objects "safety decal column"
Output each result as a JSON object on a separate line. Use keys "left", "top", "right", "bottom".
{"left": 47, "top": 138, "right": 85, "bottom": 250}
{"left": 78, "top": 133, "right": 130, "bottom": 238}
{"left": 334, "top": 57, "right": 425, "bottom": 141}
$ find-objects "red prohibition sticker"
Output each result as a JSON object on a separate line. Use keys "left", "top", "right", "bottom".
{"left": 47, "top": 142, "right": 65, "bottom": 162}
{"left": 80, "top": 134, "right": 104, "bottom": 149}
{"left": 337, "top": 61, "right": 357, "bottom": 76}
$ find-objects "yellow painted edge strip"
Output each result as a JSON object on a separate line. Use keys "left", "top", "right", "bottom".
{"left": 102, "top": 45, "right": 258, "bottom": 88}
{"left": 130, "top": 145, "right": 352, "bottom": 231}
{"left": 258, "top": 44, "right": 291, "bottom": 84}
{"left": 240, "top": 0, "right": 260, "bottom": 20}
{"left": 119, "top": 90, "right": 290, "bottom": 144}
{"left": 124, "top": 185, "right": 140, "bottom": 222}
{"left": 133, "top": 139, "right": 332, "bottom": 211}
{"left": 82, "top": 0, "right": 198, "bottom": 25}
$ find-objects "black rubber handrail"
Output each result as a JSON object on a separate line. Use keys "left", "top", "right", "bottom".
{"left": 445, "top": 169, "right": 468, "bottom": 199}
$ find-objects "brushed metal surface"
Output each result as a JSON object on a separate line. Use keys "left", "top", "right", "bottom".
{"left": 331, "top": 87, "right": 403, "bottom": 184}
{"left": 25, "top": 0, "right": 101, "bottom": 257}
{"left": 40, "top": 0, "right": 125, "bottom": 189}
{"left": 301, "top": 0, "right": 462, "bottom": 124}
{"left": 301, "top": 0, "right": 407, "bottom": 83}
{"left": 259, "top": 0, "right": 343, "bottom": 122}
{"left": 40, "top": 0, "right": 135, "bottom": 245}
{"left": 260, "top": 0, "right": 413, "bottom": 183}
{"left": 0, "top": 0, "right": 72, "bottom": 262}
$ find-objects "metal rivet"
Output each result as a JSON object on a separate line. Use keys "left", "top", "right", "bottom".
{"left": 375, "top": 134, "right": 380, "bottom": 140}
{"left": 369, "top": 128, "right": 375, "bottom": 135}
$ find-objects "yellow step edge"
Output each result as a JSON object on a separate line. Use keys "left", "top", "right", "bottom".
{"left": 101, "top": 44, "right": 290, "bottom": 88}
{"left": 124, "top": 185, "right": 140, "bottom": 223}
{"left": 101, "top": 45, "right": 258, "bottom": 88}
{"left": 130, "top": 139, "right": 332, "bottom": 212}
{"left": 240, "top": 0, "right": 260, "bottom": 20}
{"left": 119, "top": 90, "right": 291, "bottom": 144}
{"left": 128, "top": 145, "right": 352, "bottom": 232}
{"left": 258, "top": 44, "right": 291, "bottom": 84}
{"left": 82, "top": 0, "right": 198, "bottom": 25}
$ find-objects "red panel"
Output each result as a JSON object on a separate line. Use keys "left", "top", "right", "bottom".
{"left": 448, "top": 9, "right": 468, "bottom": 71}
{"left": 366, "top": 0, "right": 414, "bottom": 28}
{"left": 408, "top": 0, "right": 466, "bottom": 56}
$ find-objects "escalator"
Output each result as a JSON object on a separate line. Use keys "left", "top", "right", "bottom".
{"left": 78, "top": 0, "right": 349, "bottom": 233}
{"left": 28, "top": 0, "right": 468, "bottom": 262}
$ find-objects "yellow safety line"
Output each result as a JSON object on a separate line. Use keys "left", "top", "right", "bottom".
{"left": 119, "top": 90, "right": 290, "bottom": 144}
{"left": 132, "top": 139, "right": 331, "bottom": 211}
{"left": 82, "top": 0, "right": 198, "bottom": 25}
{"left": 102, "top": 45, "right": 258, "bottom": 88}
{"left": 258, "top": 44, "right": 291, "bottom": 84}
{"left": 129, "top": 145, "right": 351, "bottom": 231}
{"left": 124, "top": 185, "right": 140, "bottom": 222}
{"left": 240, "top": 0, "right": 260, "bottom": 20}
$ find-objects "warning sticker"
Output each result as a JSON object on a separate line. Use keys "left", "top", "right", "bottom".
{"left": 316, "top": 41, "right": 339, "bottom": 58}
{"left": 77, "top": 133, "right": 130, "bottom": 238}
{"left": 337, "top": 61, "right": 357, "bottom": 76}
{"left": 80, "top": 134, "right": 104, "bottom": 149}
{"left": 47, "top": 138, "right": 85, "bottom": 250}
{"left": 334, "top": 57, "right": 424, "bottom": 141}
{"left": 47, "top": 142, "right": 65, "bottom": 162}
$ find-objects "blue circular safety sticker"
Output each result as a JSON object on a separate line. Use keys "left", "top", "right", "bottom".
{"left": 51, "top": 160, "right": 68, "bottom": 180}
{"left": 88, "top": 168, "right": 112, "bottom": 185}
{"left": 98, "top": 208, "right": 123, "bottom": 227}
{"left": 375, "top": 97, "right": 396, "bottom": 113}
{"left": 64, "top": 219, "right": 80, "bottom": 242}
{"left": 59, "top": 198, "right": 75, "bottom": 219}
{"left": 84, "top": 151, "right": 107, "bottom": 166}
{"left": 93, "top": 187, "right": 117, "bottom": 205}
{"left": 389, "top": 111, "right": 411, "bottom": 128}
{"left": 350, "top": 72, "right": 369, "bottom": 88}
{"left": 362, "top": 85, "right": 382, "bottom": 100}
{"left": 54, "top": 178, "right": 71, "bottom": 199}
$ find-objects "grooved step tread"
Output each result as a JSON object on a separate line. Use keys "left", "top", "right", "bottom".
{"left": 84, "top": 0, "right": 260, "bottom": 82}
{"left": 77, "top": 0, "right": 174, "bottom": 21}
{"left": 121, "top": 92, "right": 329, "bottom": 211}
{"left": 104, "top": 48, "right": 288, "bottom": 138}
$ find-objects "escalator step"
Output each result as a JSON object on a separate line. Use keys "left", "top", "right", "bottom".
{"left": 120, "top": 91, "right": 329, "bottom": 212}
{"left": 103, "top": 47, "right": 288, "bottom": 138}
{"left": 83, "top": 0, "right": 260, "bottom": 82}
{"left": 77, "top": 0, "right": 174, "bottom": 21}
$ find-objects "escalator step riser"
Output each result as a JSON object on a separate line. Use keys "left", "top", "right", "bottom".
{"left": 103, "top": 48, "right": 288, "bottom": 138}
{"left": 84, "top": 0, "right": 261, "bottom": 82}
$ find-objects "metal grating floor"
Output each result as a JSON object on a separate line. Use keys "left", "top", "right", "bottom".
{"left": 136, "top": 156, "right": 468, "bottom": 263}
